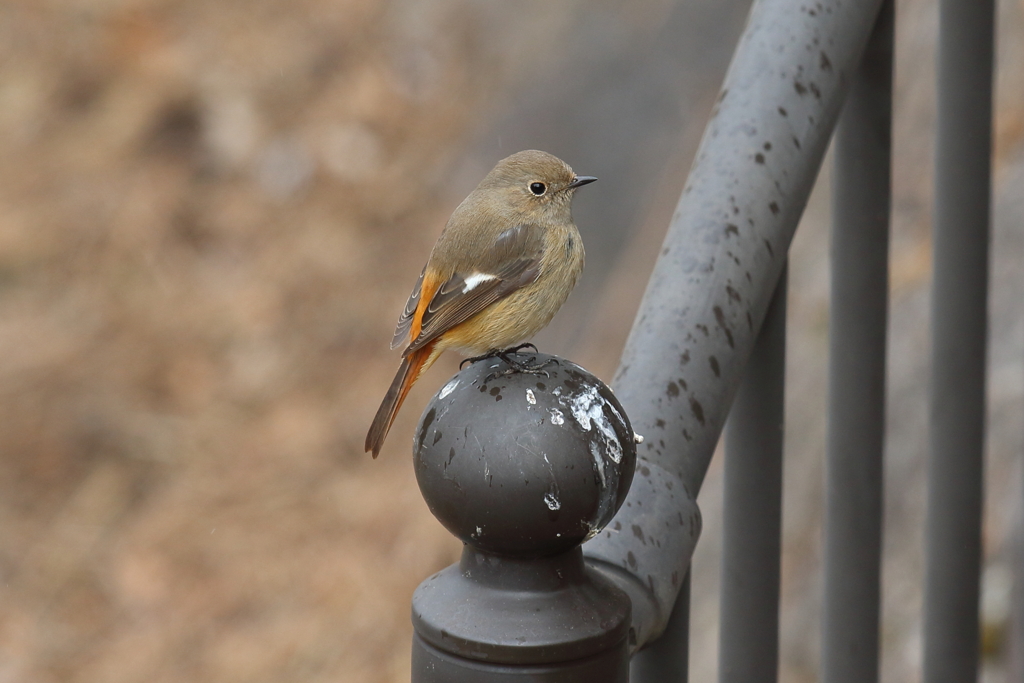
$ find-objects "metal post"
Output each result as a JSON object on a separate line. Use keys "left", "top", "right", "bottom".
{"left": 718, "top": 264, "right": 787, "bottom": 683}
{"left": 583, "top": 0, "right": 887, "bottom": 656}
{"left": 630, "top": 567, "right": 691, "bottom": 682}
{"left": 410, "top": 353, "right": 635, "bottom": 683}
{"left": 923, "top": 0, "right": 995, "bottom": 680}
{"left": 821, "top": 2, "right": 892, "bottom": 682}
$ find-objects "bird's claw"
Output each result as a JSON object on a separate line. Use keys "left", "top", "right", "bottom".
{"left": 461, "top": 344, "right": 555, "bottom": 381}
{"left": 483, "top": 360, "right": 554, "bottom": 383}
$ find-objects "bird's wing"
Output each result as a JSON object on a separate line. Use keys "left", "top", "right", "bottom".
{"left": 401, "top": 223, "right": 545, "bottom": 355}
{"left": 391, "top": 267, "right": 425, "bottom": 350}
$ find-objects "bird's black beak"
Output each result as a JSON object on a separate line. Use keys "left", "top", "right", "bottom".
{"left": 566, "top": 175, "right": 598, "bottom": 189}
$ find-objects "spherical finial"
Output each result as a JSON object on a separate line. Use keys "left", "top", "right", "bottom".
{"left": 414, "top": 353, "right": 636, "bottom": 557}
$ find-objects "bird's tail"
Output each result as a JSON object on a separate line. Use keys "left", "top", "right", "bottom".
{"left": 365, "top": 341, "right": 438, "bottom": 458}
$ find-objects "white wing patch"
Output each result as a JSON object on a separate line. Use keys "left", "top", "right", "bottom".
{"left": 462, "top": 272, "right": 497, "bottom": 292}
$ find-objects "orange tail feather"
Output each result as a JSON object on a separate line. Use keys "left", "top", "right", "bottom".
{"left": 365, "top": 342, "right": 437, "bottom": 458}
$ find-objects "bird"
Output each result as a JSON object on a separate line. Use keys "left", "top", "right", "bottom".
{"left": 364, "top": 150, "right": 596, "bottom": 458}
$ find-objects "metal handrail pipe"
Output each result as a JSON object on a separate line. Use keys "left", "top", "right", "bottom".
{"left": 583, "top": 0, "right": 886, "bottom": 651}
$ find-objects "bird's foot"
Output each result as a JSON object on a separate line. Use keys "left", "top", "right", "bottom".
{"left": 460, "top": 343, "right": 536, "bottom": 369}
{"left": 460, "top": 343, "right": 556, "bottom": 381}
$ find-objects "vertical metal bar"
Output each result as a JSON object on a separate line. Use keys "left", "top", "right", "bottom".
{"left": 718, "top": 264, "right": 787, "bottom": 683}
{"left": 821, "top": 2, "right": 893, "bottom": 682}
{"left": 923, "top": 0, "right": 995, "bottom": 680}
{"left": 630, "top": 567, "right": 691, "bottom": 682}
{"left": 1016, "top": 520, "right": 1024, "bottom": 682}
{"left": 1016, "top": 476, "right": 1024, "bottom": 681}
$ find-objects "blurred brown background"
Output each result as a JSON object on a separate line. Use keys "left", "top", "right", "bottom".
{"left": 0, "top": 1, "right": 1021, "bottom": 682}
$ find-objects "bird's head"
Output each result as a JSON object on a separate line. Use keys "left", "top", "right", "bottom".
{"left": 478, "top": 150, "right": 596, "bottom": 220}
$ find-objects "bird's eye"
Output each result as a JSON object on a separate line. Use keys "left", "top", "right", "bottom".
{"left": 529, "top": 182, "right": 547, "bottom": 196}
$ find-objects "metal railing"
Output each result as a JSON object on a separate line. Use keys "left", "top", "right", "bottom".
{"left": 408, "top": 0, "right": 996, "bottom": 679}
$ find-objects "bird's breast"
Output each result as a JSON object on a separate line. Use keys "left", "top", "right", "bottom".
{"left": 442, "top": 224, "right": 584, "bottom": 355}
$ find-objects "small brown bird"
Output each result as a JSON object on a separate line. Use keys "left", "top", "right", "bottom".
{"left": 365, "top": 150, "right": 596, "bottom": 457}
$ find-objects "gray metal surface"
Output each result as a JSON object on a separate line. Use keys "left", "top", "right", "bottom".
{"left": 581, "top": 0, "right": 887, "bottom": 654}
{"left": 821, "top": 3, "right": 892, "bottom": 682}
{"left": 923, "top": 0, "right": 995, "bottom": 680}
{"left": 718, "top": 266, "right": 787, "bottom": 683}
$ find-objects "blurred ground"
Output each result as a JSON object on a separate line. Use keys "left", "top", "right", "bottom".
{"left": 0, "top": 1, "right": 1021, "bottom": 682}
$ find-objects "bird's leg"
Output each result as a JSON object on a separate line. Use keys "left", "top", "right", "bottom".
{"left": 504, "top": 342, "right": 539, "bottom": 355}
{"left": 460, "top": 351, "right": 493, "bottom": 369}
{"left": 460, "top": 343, "right": 556, "bottom": 380}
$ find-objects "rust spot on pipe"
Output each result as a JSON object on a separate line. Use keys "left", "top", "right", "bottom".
{"left": 713, "top": 306, "right": 735, "bottom": 348}
{"left": 689, "top": 398, "right": 706, "bottom": 426}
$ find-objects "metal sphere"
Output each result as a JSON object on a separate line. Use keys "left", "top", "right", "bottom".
{"left": 414, "top": 352, "right": 636, "bottom": 557}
